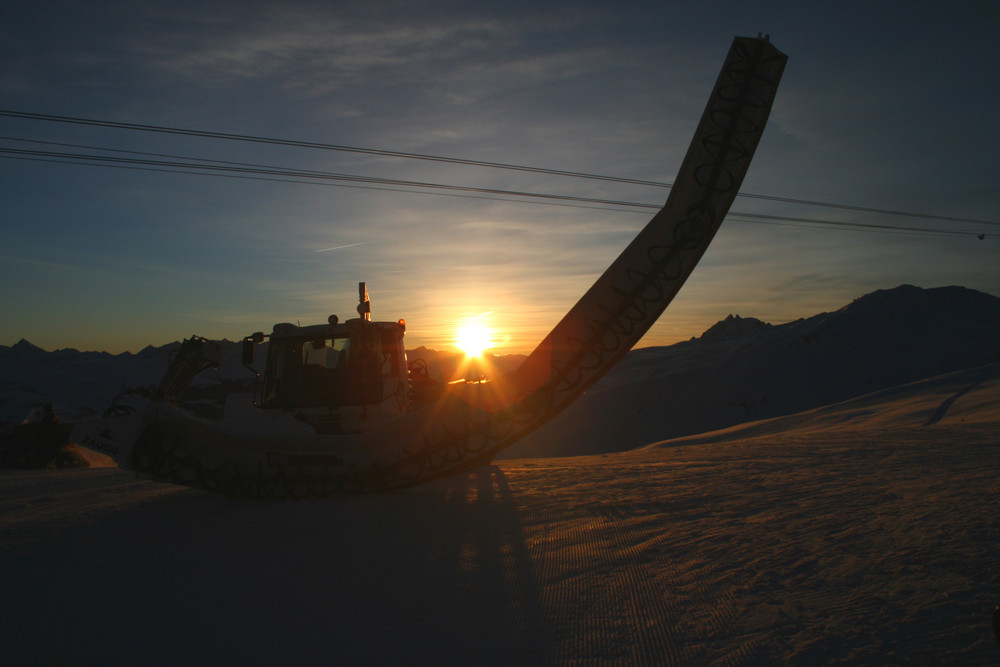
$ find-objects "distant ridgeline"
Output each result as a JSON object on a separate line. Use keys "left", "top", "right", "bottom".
{"left": 0, "top": 339, "right": 524, "bottom": 426}
{"left": 500, "top": 284, "right": 1000, "bottom": 458}
{"left": 2, "top": 285, "right": 999, "bottom": 440}
{"left": 698, "top": 314, "right": 771, "bottom": 341}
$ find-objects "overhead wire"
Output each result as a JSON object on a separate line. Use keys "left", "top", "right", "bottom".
{"left": 0, "top": 143, "right": 661, "bottom": 210}
{"left": 726, "top": 213, "right": 985, "bottom": 238}
{"left": 0, "top": 109, "right": 669, "bottom": 186}
{"left": 4, "top": 108, "right": 999, "bottom": 227}
{"left": 4, "top": 147, "right": 990, "bottom": 241}
{"left": 0, "top": 111, "right": 997, "bottom": 240}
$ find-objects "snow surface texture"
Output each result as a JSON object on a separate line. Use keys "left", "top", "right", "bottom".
{"left": 2, "top": 285, "right": 1000, "bottom": 663}
{"left": 2, "top": 364, "right": 999, "bottom": 664}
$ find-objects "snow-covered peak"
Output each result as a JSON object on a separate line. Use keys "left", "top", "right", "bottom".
{"left": 699, "top": 314, "right": 771, "bottom": 341}
{"left": 838, "top": 284, "right": 1000, "bottom": 320}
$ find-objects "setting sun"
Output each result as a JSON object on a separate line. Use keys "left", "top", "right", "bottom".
{"left": 455, "top": 323, "right": 494, "bottom": 357}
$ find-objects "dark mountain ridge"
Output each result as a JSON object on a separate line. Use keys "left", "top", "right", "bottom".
{"left": 3, "top": 286, "right": 998, "bottom": 455}
{"left": 500, "top": 284, "right": 1000, "bottom": 457}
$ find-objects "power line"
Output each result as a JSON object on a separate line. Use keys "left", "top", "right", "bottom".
{"left": 726, "top": 212, "right": 986, "bottom": 238}
{"left": 0, "top": 145, "right": 658, "bottom": 210}
{"left": 2, "top": 146, "right": 990, "bottom": 240}
{"left": 0, "top": 135, "right": 992, "bottom": 239}
{"left": 0, "top": 109, "right": 666, "bottom": 187}
{"left": 0, "top": 152, "right": 659, "bottom": 215}
{"left": 2, "top": 108, "right": 997, "bottom": 228}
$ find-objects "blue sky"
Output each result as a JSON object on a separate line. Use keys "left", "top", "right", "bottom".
{"left": 2, "top": 1, "right": 998, "bottom": 353}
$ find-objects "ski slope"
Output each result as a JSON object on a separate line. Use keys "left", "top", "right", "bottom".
{"left": 3, "top": 369, "right": 999, "bottom": 664}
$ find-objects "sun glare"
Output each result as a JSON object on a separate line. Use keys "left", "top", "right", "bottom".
{"left": 456, "top": 324, "right": 494, "bottom": 357}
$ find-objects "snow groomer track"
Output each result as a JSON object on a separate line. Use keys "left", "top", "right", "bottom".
{"left": 99, "top": 36, "right": 787, "bottom": 497}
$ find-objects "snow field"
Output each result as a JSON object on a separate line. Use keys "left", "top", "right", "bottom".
{"left": 3, "top": 415, "right": 998, "bottom": 664}
{"left": 3, "top": 285, "right": 1000, "bottom": 664}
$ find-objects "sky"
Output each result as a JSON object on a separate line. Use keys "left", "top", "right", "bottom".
{"left": 2, "top": 0, "right": 999, "bottom": 355}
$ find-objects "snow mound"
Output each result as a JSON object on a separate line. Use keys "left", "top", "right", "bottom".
{"left": 648, "top": 363, "right": 1000, "bottom": 447}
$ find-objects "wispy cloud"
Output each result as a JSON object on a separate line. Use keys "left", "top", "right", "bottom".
{"left": 315, "top": 242, "right": 367, "bottom": 253}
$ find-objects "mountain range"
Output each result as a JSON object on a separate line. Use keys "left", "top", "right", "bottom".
{"left": 3, "top": 285, "right": 998, "bottom": 457}
{"left": 499, "top": 284, "right": 1000, "bottom": 457}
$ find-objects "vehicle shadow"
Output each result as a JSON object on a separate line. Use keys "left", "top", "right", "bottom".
{"left": 426, "top": 465, "right": 553, "bottom": 663}
{"left": 0, "top": 466, "right": 557, "bottom": 666}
